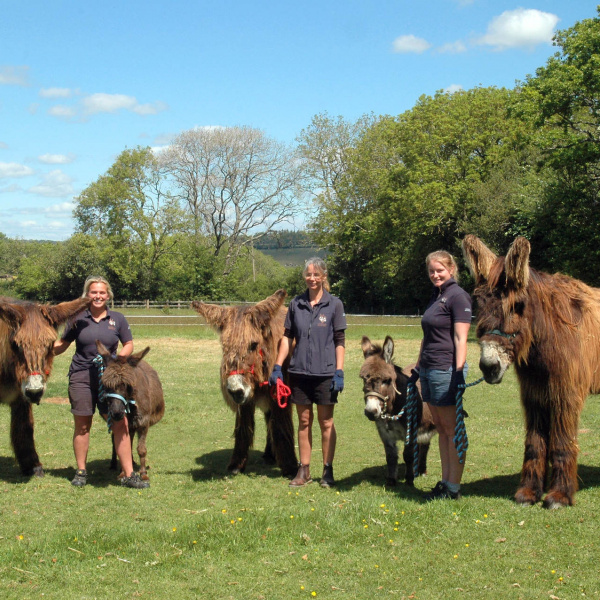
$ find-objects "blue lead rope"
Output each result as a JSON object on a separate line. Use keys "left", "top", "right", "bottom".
{"left": 406, "top": 376, "right": 485, "bottom": 472}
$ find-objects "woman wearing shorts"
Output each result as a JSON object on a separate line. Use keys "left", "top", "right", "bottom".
{"left": 409, "top": 251, "right": 472, "bottom": 501}
{"left": 270, "top": 257, "right": 347, "bottom": 488}
{"left": 53, "top": 275, "right": 148, "bottom": 489}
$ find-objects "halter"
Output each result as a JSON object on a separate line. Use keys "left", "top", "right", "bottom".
{"left": 228, "top": 349, "right": 266, "bottom": 378}
{"left": 92, "top": 354, "right": 136, "bottom": 434}
{"left": 484, "top": 329, "right": 518, "bottom": 340}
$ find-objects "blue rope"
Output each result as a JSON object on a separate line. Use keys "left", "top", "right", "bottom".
{"left": 405, "top": 382, "right": 420, "bottom": 478}
{"left": 454, "top": 376, "right": 485, "bottom": 464}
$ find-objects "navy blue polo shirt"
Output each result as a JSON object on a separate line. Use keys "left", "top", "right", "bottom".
{"left": 419, "top": 278, "right": 471, "bottom": 370}
{"left": 61, "top": 309, "right": 133, "bottom": 374}
{"left": 285, "top": 290, "right": 347, "bottom": 377}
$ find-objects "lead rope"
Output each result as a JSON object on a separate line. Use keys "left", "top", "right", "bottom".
{"left": 92, "top": 354, "right": 112, "bottom": 432}
{"left": 454, "top": 376, "right": 485, "bottom": 464}
{"left": 405, "top": 382, "right": 420, "bottom": 477}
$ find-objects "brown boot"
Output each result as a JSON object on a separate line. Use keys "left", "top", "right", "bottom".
{"left": 289, "top": 464, "right": 312, "bottom": 487}
{"left": 320, "top": 463, "right": 335, "bottom": 488}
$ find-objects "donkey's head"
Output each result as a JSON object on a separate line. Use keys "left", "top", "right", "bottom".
{"left": 360, "top": 335, "right": 399, "bottom": 421}
{"left": 192, "top": 290, "right": 287, "bottom": 406}
{"left": 0, "top": 297, "right": 90, "bottom": 403}
{"left": 96, "top": 341, "right": 150, "bottom": 421}
{"left": 462, "top": 235, "right": 533, "bottom": 384}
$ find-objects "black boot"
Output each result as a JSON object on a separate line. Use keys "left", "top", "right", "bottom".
{"left": 320, "top": 463, "right": 335, "bottom": 488}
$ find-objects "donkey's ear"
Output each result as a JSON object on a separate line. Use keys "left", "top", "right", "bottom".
{"left": 96, "top": 340, "right": 111, "bottom": 361}
{"left": 361, "top": 336, "right": 374, "bottom": 358}
{"left": 382, "top": 336, "right": 394, "bottom": 364}
{"left": 43, "top": 297, "right": 91, "bottom": 327}
{"left": 253, "top": 289, "right": 287, "bottom": 318}
{"left": 462, "top": 235, "right": 497, "bottom": 286}
{"left": 191, "top": 301, "right": 230, "bottom": 332}
{"left": 0, "top": 300, "right": 24, "bottom": 329}
{"left": 129, "top": 346, "right": 150, "bottom": 367}
{"left": 505, "top": 237, "right": 530, "bottom": 292}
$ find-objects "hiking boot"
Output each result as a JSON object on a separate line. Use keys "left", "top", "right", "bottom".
{"left": 320, "top": 463, "right": 335, "bottom": 488}
{"left": 423, "top": 480, "right": 461, "bottom": 501}
{"left": 289, "top": 464, "right": 312, "bottom": 487}
{"left": 121, "top": 472, "right": 150, "bottom": 489}
{"left": 71, "top": 469, "right": 87, "bottom": 487}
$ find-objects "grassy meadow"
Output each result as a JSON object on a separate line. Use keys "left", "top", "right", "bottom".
{"left": 1, "top": 315, "right": 600, "bottom": 599}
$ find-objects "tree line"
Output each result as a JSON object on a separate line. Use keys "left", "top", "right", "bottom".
{"left": 2, "top": 9, "right": 599, "bottom": 311}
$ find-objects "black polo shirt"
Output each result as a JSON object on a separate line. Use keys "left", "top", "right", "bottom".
{"left": 61, "top": 309, "right": 133, "bottom": 374}
{"left": 419, "top": 278, "right": 471, "bottom": 370}
{"left": 285, "top": 290, "right": 347, "bottom": 377}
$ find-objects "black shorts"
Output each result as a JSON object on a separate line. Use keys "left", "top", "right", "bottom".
{"left": 68, "top": 367, "right": 107, "bottom": 416}
{"left": 289, "top": 374, "right": 338, "bottom": 406}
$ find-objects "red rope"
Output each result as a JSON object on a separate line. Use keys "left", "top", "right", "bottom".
{"left": 271, "top": 378, "right": 291, "bottom": 409}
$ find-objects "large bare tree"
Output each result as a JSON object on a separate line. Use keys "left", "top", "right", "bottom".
{"left": 162, "top": 126, "right": 307, "bottom": 274}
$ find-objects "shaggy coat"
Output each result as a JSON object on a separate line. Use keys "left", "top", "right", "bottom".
{"left": 0, "top": 296, "right": 91, "bottom": 476}
{"left": 192, "top": 289, "right": 297, "bottom": 477}
{"left": 360, "top": 336, "right": 437, "bottom": 486}
{"left": 96, "top": 342, "right": 165, "bottom": 481}
{"left": 463, "top": 235, "right": 600, "bottom": 508}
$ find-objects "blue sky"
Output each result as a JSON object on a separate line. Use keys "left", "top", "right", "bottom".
{"left": 1, "top": 0, "right": 597, "bottom": 240}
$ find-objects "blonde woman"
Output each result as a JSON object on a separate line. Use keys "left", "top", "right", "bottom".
{"left": 270, "top": 258, "right": 347, "bottom": 488}
{"left": 409, "top": 251, "right": 472, "bottom": 501}
{"left": 53, "top": 276, "right": 147, "bottom": 489}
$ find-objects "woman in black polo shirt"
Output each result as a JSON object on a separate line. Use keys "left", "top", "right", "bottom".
{"left": 409, "top": 251, "right": 472, "bottom": 501}
{"left": 270, "top": 258, "right": 347, "bottom": 488}
{"left": 53, "top": 275, "right": 148, "bottom": 489}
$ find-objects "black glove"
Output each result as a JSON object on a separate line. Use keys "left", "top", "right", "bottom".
{"left": 407, "top": 367, "right": 420, "bottom": 386}
{"left": 447, "top": 369, "right": 466, "bottom": 400}
{"left": 330, "top": 369, "right": 344, "bottom": 392}
{"left": 269, "top": 364, "right": 284, "bottom": 386}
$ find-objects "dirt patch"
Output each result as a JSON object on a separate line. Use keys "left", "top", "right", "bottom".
{"left": 43, "top": 397, "right": 69, "bottom": 405}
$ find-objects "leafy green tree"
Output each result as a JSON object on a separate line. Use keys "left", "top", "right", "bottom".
{"left": 513, "top": 8, "right": 600, "bottom": 282}
{"left": 74, "top": 147, "right": 187, "bottom": 299}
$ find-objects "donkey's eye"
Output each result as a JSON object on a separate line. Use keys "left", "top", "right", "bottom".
{"left": 249, "top": 342, "right": 259, "bottom": 353}
{"left": 383, "top": 379, "right": 392, "bottom": 387}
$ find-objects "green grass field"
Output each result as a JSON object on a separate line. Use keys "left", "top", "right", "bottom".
{"left": 1, "top": 317, "right": 600, "bottom": 599}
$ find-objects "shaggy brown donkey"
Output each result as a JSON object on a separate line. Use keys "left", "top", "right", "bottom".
{"left": 0, "top": 296, "right": 90, "bottom": 476}
{"left": 96, "top": 341, "right": 165, "bottom": 481}
{"left": 463, "top": 235, "right": 600, "bottom": 508}
{"left": 192, "top": 289, "right": 297, "bottom": 477}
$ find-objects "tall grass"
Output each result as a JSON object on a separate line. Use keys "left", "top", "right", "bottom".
{"left": 1, "top": 322, "right": 600, "bottom": 599}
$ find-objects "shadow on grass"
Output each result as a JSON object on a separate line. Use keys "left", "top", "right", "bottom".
{"left": 191, "top": 448, "right": 290, "bottom": 482}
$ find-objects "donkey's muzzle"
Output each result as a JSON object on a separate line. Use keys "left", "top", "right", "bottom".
{"left": 24, "top": 374, "right": 45, "bottom": 404}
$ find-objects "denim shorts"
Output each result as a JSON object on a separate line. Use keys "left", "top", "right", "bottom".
{"left": 420, "top": 364, "right": 468, "bottom": 407}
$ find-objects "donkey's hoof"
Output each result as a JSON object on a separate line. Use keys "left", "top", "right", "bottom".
{"left": 543, "top": 491, "right": 572, "bottom": 509}
{"left": 514, "top": 487, "right": 539, "bottom": 506}
{"left": 33, "top": 465, "right": 45, "bottom": 478}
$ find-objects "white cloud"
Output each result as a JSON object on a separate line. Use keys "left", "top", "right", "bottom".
{"left": 0, "top": 162, "right": 35, "bottom": 178}
{"left": 438, "top": 41, "right": 467, "bottom": 54}
{"left": 476, "top": 9, "right": 559, "bottom": 50}
{"left": 0, "top": 183, "right": 22, "bottom": 194}
{"left": 0, "top": 65, "right": 30, "bottom": 86}
{"left": 444, "top": 84, "right": 464, "bottom": 94}
{"left": 38, "top": 153, "right": 76, "bottom": 165}
{"left": 0, "top": 141, "right": 8, "bottom": 149}
{"left": 82, "top": 93, "right": 167, "bottom": 116}
{"left": 392, "top": 35, "right": 431, "bottom": 54}
{"left": 28, "top": 170, "right": 74, "bottom": 197}
{"left": 48, "top": 105, "right": 78, "bottom": 119}
{"left": 43, "top": 201, "right": 75, "bottom": 214}
{"left": 40, "top": 87, "right": 74, "bottom": 98}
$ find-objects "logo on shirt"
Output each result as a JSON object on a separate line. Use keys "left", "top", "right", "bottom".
{"left": 108, "top": 318, "right": 116, "bottom": 328}
{"left": 440, "top": 296, "right": 447, "bottom": 304}
{"left": 318, "top": 314, "right": 327, "bottom": 324}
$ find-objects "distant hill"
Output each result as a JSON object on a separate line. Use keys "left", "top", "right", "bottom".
{"left": 260, "top": 246, "right": 325, "bottom": 267}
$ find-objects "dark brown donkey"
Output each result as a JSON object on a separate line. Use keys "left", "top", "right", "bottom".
{"left": 360, "top": 335, "right": 437, "bottom": 486}
{"left": 463, "top": 234, "right": 600, "bottom": 508}
{"left": 192, "top": 289, "right": 297, "bottom": 477}
{"left": 96, "top": 341, "right": 165, "bottom": 481}
{"left": 0, "top": 296, "right": 90, "bottom": 476}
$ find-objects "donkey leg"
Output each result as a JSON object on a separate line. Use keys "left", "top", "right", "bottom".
{"left": 228, "top": 404, "right": 255, "bottom": 475}
{"left": 11, "top": 399, "right": 43, "bottom": 477}
{"left": 417, "top": 441, "right": 431, "bottom": 477}
{"left": 268, "top": 402, "right": 297, "bottom": 478}
{"left": 543, "top": 401, "right": 582, "bottom": 509}
{"left": 136, "top": 427, "right": 149, "bottom": 480}
{"left": 261, "top": 410, "right": 276, "bottom": 465}
{"left": 515, "top": 406, "right": 549, "bottom": 505}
